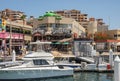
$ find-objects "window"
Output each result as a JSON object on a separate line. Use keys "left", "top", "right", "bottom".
{"left": 39, "top": 24, "right": 47, "bottom": 30}
{"left": 114, "top": 34, "right": 117, "bottom": 37}
{"left": 118, "top": 34, "right": 120, "bottom": 37}
{"left": 33, "top": 59, "right": 49, "bottom": 65}
{"left": 6, "top": 26, "right": 10, "bottom": 32}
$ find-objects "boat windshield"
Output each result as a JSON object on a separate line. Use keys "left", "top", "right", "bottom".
{"left": 33, "top": 59, "right": 49, "bottom": 65}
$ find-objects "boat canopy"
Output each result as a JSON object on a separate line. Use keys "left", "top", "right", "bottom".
{"left": 22, "top": 51, "right": 54, "bottom": 60}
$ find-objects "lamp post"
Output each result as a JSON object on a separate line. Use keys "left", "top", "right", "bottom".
{"left": 9, "top": 18, "right": 12, "bottom": 55}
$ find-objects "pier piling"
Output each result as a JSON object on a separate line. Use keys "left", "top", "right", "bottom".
{"left": 114, "top": 56, "right": 120, "bottom": 81}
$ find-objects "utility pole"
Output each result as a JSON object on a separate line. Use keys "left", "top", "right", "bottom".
{"left": 9, "top": 18, "right": 12, "bottom": 55}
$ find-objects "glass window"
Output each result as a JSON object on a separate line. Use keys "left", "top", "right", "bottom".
{"left": 50, "top": 23, "right": 56, "bottom": 29}
{"left": 68, "top": 24, "right": 72, "bottom": 29}
{"left": 39, "top": 24, "right": 47, "bottom": 30}
{"left": 33, "top": 59, "right": 49, "bottom": 65}
{"left": 6, "top": 26, "right": 10, "bottom": 32}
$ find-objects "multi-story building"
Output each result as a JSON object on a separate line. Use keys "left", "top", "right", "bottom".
{"left": 55, "top": 10, "right": 109, "bottom": 37}
{"left": 86, "top": 18, "right": 108, "bottom": 38}
{"left": 0, "top": 9, "right": 32, "bottom": 55}
{"left": 54, "top": 9, "right": 88, "bottom": 28}
{"left": 93, "top": 29, "right": 120, "bottom": 52}
{"left": 0, "top": 20, "right": 32, "bottom": 55}
{"left": 0, "top": 9, "right": 24, "bottom": 21}
{"left": 27, "top": 16, "right": 38, "bottom": 27}
{"left": 97, "top": 19, "right": 108, "bottom": 32}
{"left": 32, "top": 11, "right": 85, "bottom": 41}
{"left": 31, "top": 11, "right": 85, "bottom": 54}
{"left": 87, "top": 18, "right": 97, "bottom": 37}
{"left": 106, "top": 29, "right": 120, "bottom": 40}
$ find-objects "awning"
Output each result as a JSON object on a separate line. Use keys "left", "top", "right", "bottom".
{"left": 52, "top": 42, "right": 70, "bottom": 45}
{"left": 59, "top": 38, "right": 72, "bottom": 42}
{"left": 56, "top": 42, "right": 61, "bottom": 44}
{"left": 63, "top": 42, "right": 69, "bottom": 45}
{"left": 116, "top": 42, "right": 120, "bottom": 45}
{"left": 53, "top": 42, "right": 61, "bottom": 44}
{"left": 33, "top": 33, "right": 41, "bottom": 36}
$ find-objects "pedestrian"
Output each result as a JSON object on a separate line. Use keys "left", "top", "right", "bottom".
{"left": 0, "top": 47, "right": 3, "bottom": 57}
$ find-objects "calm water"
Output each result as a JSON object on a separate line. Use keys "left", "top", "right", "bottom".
{"left": 9, "top": 72, "right": 114, "bottom": 81}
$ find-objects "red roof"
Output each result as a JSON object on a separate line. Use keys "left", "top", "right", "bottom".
{"left": 95, "top": 39, "right": 120, "bottom": 43}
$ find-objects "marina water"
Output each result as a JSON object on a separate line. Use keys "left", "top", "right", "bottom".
{"left": 14, "top": 72, "right": 114, "bottom": 81}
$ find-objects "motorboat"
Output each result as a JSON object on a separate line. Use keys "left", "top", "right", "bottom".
{"left": 55, "top": 57, "right": 81, "bottom": 69}
{"left": 0, "top": 41, "right": 73, "bottom": 80}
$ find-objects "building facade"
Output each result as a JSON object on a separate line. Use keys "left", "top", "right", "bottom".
{"left": 87, "top": 18, "right": 97, "bottom": 36}
{"left": 54, "top": 9, "right": 88, "bottom": 28}
{"left": 32, "top": 12, "right": 85, "bottom": 41}
{"left": 0, "top": 9, "right": 24, "bottom": 21}
{"left": 31, "top": 12, "right": 85, "bottom": 54}
{"left": 97, "top": 19, "right": 108, "bottom": 32}
{"left": 106, "top": 29, "right": 120, "bottom": 40}
{"left": 0, "top": 20, "right": 32, "bottom": 55}
{"left": 55, "top": 10, "right": 108, "bottom": 38}
{"left": 0, "top": 9, "right": 32, "bottom": 55}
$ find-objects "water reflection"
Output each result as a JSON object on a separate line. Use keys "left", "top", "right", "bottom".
{"left": 7, "top": 73, "right": 113, "bottom": 81}
{"left": 17, "top": 76, "right": 74, "bottom": 81}
{"left": 74, "top": 72, "right": 114, "bottom": 81}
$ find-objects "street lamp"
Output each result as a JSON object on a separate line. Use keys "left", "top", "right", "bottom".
{"left": 9, "top": 18, "right": 12, "bottom": 55}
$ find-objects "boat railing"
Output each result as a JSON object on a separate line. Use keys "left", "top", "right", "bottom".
{"left": 0, "top": 61, "right": 23, "bottom": 68}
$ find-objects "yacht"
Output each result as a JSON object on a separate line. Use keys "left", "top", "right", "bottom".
{"left": 0, "top": 41, "right": 73, "bottom": 80}
{"left": 55, "top": 57, "right": 81, "bottom": 68}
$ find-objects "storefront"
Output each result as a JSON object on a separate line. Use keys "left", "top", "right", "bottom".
{"left": 95, "top": 40, "right": 120, "bottom": 52}
{"left": 0, "top": 32, "right": 24, "bottom": 55}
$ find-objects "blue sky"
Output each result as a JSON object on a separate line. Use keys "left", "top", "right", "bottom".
{"left": 0, "top": 0, "right": 120, "bottom": 29}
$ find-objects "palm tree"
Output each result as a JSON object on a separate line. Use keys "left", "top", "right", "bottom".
{"left": 20, "top": 15, "right": 26, "bottom": 54}
{"left": 20, "top": 15, "right": 26, "bottom": 25}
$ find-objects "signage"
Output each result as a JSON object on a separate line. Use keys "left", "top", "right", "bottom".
{"left": 32, "top": 29, "right": 44, "bottom": 35}
{"left": 0, "top": 32, "right": 23, "bottom": 39}
{"left": 52, "top": 28, "right": 71, "bottom": 34}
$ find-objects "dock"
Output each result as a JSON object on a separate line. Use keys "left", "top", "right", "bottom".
{"left": 74, "top": 68, "right": 114, "bottom": 73}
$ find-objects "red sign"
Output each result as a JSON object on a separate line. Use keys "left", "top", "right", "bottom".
{"left": 0, "top": 32, "right": 23, "bottom": 39}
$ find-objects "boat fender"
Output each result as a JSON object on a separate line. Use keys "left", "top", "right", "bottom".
{"left": 81, "top": 62, "right": 87, "bottom": 69}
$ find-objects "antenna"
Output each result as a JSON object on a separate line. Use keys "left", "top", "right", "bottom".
{"left": 108, "top": 16, "right": 110, "bottom": 29}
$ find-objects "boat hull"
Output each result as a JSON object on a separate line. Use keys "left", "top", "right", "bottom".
{"left": 0, "top": 68, "right": 73, "bottom": 80}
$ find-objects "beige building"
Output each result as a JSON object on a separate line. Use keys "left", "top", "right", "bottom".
{"left": 32, "top": 12, "right": 85, "bottom": 42}
{"left": 0, "top": 20, "right": 32, "bottom": 55}
{"left": 55, "top": 10, "right": 108, "bottom": 37}
{"left": 6, "top": 20, "right": 32, "bottom": 44}
{"left": 86, "top": 18, "right": 108, "bottom": 38}
{"left": 39, "top": 17, "right": 85, "bottom": 34}
{"left": 106, "top": 29, "right": 120, "bottom": 40}
{"left": 97, "top": 19, "right": 108, "bottom": 32}
{"left": 0, "top": 9, "right": 24, "bottom": 21}
{"left": 94, "top": 29, "right": 120, "bottom": 52}
{"left": 87, "top": 19, "right": 97, "bottom": 35}
{"left": 54, "top": 9, "right": 88, "bottom": 28}
{"left": 31, "top": 12, "right": 85, "bottom": 55}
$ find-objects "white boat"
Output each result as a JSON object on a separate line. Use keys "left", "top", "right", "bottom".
{"left": 0, "top": 41, "right": 73, "bottom": 80}
{"left": 55, "top": 57, "right": 81, "bottom": 69}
